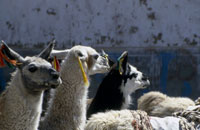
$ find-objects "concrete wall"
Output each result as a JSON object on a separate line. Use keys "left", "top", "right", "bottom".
{"left": 0, "top": 0, "right": 200, "bottom": 101}
{"left": 0, "top": 0, "right": 200, "bottom": 47}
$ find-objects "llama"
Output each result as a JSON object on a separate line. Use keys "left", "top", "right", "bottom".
{"left": 173, "top": 97, "right": 200, "bottom": 129}
{"left": 0, "top": 41, "right": 62, "bottom": 130}
{"left": 137, "top": 91, "right": 195, "bottom": 117}
{"left": 151, "top": 99, "right": 200, "bottom": 130}
{"left": 149, "top": 97, "right": 199, "bottom": 129}
{"left": 86, "top": 109, "right": 196, "bottom": 130}
{"left": 87, "top": 51, "right": 150, "bottom": 118}
{"left": 86, "top": 109, "right": 153, "bottom": 130}
{"left": 39, "top": 45, "right": 110, "bottom": 130}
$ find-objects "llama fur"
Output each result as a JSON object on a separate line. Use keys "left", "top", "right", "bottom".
{"left": 39, "top": 45, "right": 109, "bottom": 130}
{"left": 85, "top": 91, "right": 195, "bottom": 130}
{"left": 173, "top": 98, "right": 200, "bottom": 129}
{"left": 86, "top": 91, "right": 197, "bottom": 130}
{"left": 0, "top": 70, "right": 44, "bottom": 130}
{"left": 137, "top": 91, "right": 195, "bottom": 117}
{"left": 85, "top": 109, "right": 190, "bottom": 130}
{"left": 85, "top": 109, "right": 153, "bottom": 130}
{"left": 87, "top": 51, "right": 150, "bottom": 118}
{"left": 0, "top": 42, "right": 61, "bottom": 130}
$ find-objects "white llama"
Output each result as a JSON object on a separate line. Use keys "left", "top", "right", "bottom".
{"left": 0, "top": 41, "right": 62, "bottom": 130}
{"left": 39, "top": 45, "right": 110, "bottom": 130}
{"left": 86, "top": 109, "right": 153, "bottom": 130}
{"left": 137, "top": 91, "right": 195, "bottom": 117}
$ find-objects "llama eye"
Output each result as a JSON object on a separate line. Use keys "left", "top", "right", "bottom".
{"left": 28, "top": 65, "right": 38, "bottom": 73}
{"left": 132, "top": 73, "right": 138, "bottom": 78}
{"left": 93, "top": 54, "right": 99, "bottom": 60}
{"left": 78, "top": 52, "right": 84, "bottom": 57}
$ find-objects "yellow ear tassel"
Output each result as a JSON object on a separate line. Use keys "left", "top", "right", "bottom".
{"left": 118, "top": 57, "right": 124, "bottom": 75}
{"left": 103, "top": 53, "right": 108, "bottom": 61}
{"left": 77, "top": 57, "right": 89, "bottom": 87}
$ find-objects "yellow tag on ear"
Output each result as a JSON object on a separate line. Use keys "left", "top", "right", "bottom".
{"left": 104, "top": 54, "right": 108, "bottom": 62}
{"left": 118, "top": 57, "right": 124, "bottom": 75}
{"left": 77, "top": 57, "right": 89, "bottom": 87}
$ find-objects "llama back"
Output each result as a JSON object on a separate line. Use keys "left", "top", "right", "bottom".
{"left": 138, "top": 91, "right": 195, "bottom": 117}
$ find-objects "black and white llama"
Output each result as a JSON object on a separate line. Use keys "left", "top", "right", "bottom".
{"left": 87, "top": 51, "right": 150, "bottom": 118}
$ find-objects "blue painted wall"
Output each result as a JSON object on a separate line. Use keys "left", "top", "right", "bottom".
{"left": 0, "top": 69, "right": 6, "bottom": 93}
{"left": 159, "top": 52, "right": 176, "bottom": 94}
{"left": 89, "top": 48, "right": 200, "bottom": 101}
{"left": 1, "top": 48, "right": 199, "bottom": 101}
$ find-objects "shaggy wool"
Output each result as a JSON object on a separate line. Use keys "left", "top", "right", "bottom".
{"left": 85, "top": 110, "right": 153, "bottom": 130}
{"left": 173, "top": 97, "right": 200, "bottom": 130}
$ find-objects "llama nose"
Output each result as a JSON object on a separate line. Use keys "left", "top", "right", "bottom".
{"left": 50, "top": 68, "right": 60, "bottom": 79}
{"left": 52, "top": 72, "right": 59, "bottom": 79}
{"left": 142, "top": 74, "right": 148, "bottom": 81}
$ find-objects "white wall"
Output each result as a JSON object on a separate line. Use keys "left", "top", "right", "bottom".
{"left": 1, "top": 0, "right": 200, "bottom": 98}
{"left": 0, "top": 0, "right": 200, "bottom": 47}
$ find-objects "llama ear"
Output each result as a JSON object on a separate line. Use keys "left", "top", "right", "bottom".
{"left": 50, "top": 49, "right": 70, "bottom": 60}
{"left": 100, "top": 50, "right": 115, "bottom": 67}
{"left": 38, "top": 40, "right": 55, "bottom": 60}
{"left": 101, "top": 50, "right": 107, "bottom": 57}
{"left": 0, "top": 40, "right": 25, "bottom": 68}
{"left": 117, "top": 51, "right": 128, "bottom": 75}
{"left": 74, "top": 50, "right": 87, "bottom": 61}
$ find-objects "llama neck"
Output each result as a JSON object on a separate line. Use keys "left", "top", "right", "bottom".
{"left": 87, "top": 70, "right": 132, "bottom": 118}
{"left": 0, "top": 70, "right": 44, "bottom": 130}
{"left": 120, "top": 84, "right": 132, "bottom": 109}
{"left": 40, "top": 58, "right": 89, "bottom": 130}
{"left": 121, "top": 93, "right": 132, "bottom": 109}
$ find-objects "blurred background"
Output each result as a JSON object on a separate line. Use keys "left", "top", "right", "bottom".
{"left": 0, "top": 0, "right": 200, "bottom": 108}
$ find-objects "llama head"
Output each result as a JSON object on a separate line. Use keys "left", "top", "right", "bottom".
{"left": 51, "top": 45, "right": 110, "bottom": 75}
{"left": 0, "top": 41, "right": 62, "bottom": 92}
{"left": 117, "top": 51, "right": 150, "bottom": 95}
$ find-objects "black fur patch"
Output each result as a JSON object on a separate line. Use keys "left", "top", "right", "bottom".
{"left": 87, "top": 63, "right": 137, "bottom": 118}
{"left": 122, "top": 64, "right": 138, "bottom": 85}
{"left": 87, "top": 69, "right": 124, "bottom": 119}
